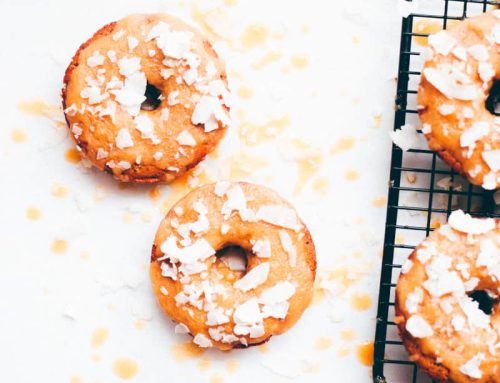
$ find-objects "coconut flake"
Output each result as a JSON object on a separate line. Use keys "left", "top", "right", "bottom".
{"left": 205, "top": 307, "right": 230, "bottom": 326}
{"left": 87, "top": 51, "right": 105, "bottom": 67}
{"left": 116, "top": 129, "right": 134, "bottom": 149}
{"left": 96, "top": 148, "right": 108, "bottom": 160}
{"left": 459, "top": 353, "right": 484, "bottom": 379}
{"left": 428, "top": 31, "right": 456, "bottom": 56}
{"left": 176, "top": 130, "right": 196, "bottom": 146}
{"left": 252, "top": 239, "right": 271, "bottom": 258}
{"left": 233, "top": 298, "right": 263, "bottom": 325}
{"left": 482, "top": 150, "right": 500, "bottom": 172}
{"left": 256, "top": 205, "right": 301, "bottom": 231}
{"left": 460, "top": 122, "right": 490, "bottom": 148}
{"left": 174, "top": 323, "right": 190, "bottom": 334}
{"left": 127, "top": 36, "right": 139, "bottom": 51}
{"left": 278, "top": 230, "right": 297, "bottom": 267}
{"left": 234, "top": 263, "right": 270, "bottom": 292}
{"left": 405, "top": 287, "right": 423, "bottom": 314}
{"left": 448, "top": 210, "right": 495, "bottom": 235}
{"left": 193, "top": 333, "right": 213, "bottom": 348}
{"left": 467, "top": 45, "right": 489, "bottom": 62}
{"left": 423, "top": 66, "right": 478, "bottom": 101}
{"left": 476, "top": 239, "right": 500, "bottom": 280}
{"left": 406, "top": 315, "right": 433, "bottom": 338}
{"left": 259, "top": 281, "right": 296, "bottom": 305}
{"left": 390, "top": 124, "right": 419, "bottom": 151}
{"left": 438, "top": 104, "right": 455, "bottom": 116}
{"left": 478, "top": 62, "right": 495, "bottom": 83}
{"left": 451, "top": 314, "right": 466, "bottom": 332}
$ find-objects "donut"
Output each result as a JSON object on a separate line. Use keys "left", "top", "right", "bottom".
{"left": 150, "top": 182, "right": 316, "bottom": 350}
{"left": 417, "top": 10, "right": 500, "bottom": 190}
{"left": 62, "top": 14, "right": 230, "bottom": 183}
{"left": 395, "top": 210, "right": 500, "bottom": 382}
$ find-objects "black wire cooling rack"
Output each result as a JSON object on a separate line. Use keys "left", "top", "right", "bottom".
{"left": 372, "top": 1, "right": 500, "bottom": 382}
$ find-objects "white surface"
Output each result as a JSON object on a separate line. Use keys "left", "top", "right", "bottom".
{"left": 0, "top": 0, "right": 416, "bottom": 382}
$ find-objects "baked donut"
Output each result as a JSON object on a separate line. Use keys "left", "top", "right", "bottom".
{"left": 62, "top": 14, "right": 230, "bottom": 183}
{"left": 417, "top": 10, "right": 500, "bottom": 190}
{"left": 150, "top": 182, "right": 316, "bottom": 350}
{"left": 395, "top": 210, "right": 500, "bottom": 382}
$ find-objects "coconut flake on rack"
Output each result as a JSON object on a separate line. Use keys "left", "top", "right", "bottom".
{"left": 460, "top": 122, "right": 489, "bottom": 151}
{"left": 467, "top": 45, "right": 489, "bottom": 62}
{"left": 438, "top": 104, "right": 455, "bottom": 116}
{"left": 448, "top": 210, "right": 495, "bottom": 234}
{"left": 390, "top": 124, "right": 419, "bottom": 151}
{"left": 423, "top": 65, "right": 478, "bottom": 100}
{"left": 452, "top": 45, "right": 467, "bottom": 61}
{"left": 458, "top": 296, "right": 490, "bottom": 329}
{"left": 234, "top": 263, "right": 270, "bottom": 292}
{"left": 256, "top": 205, "right": 302, "bottom": 231}
{"left": 459, "top": 353, "right": 485, "bottom": 379}
{"left": 405, "top": 287, "right": 423, "bottom": 314}
{"left": 405, "top": 315, "right": 433, "bottom": 338}
{"left": 423, "top": 254, "right": 464, "bottom": 297}
{"left": 428, "top": 31, "right": 456, "bottom": 56}
{"left": 476, "top": 239, "right": 500, "bottom": 280}
{"left": 478, "top": 62, "right": 495, "bottom": 83}
{"left": 482, "top": 150, "right": 500, "bottom": 172}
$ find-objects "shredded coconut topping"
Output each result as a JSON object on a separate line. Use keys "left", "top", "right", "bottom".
{"left": 448, "top": 210, "right": 495, "bottom": 235}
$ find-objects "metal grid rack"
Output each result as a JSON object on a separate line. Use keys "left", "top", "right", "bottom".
{"left": 372, "top": 1, "right": 500, "bottom": 382}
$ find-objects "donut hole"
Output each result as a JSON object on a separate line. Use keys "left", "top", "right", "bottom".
{"left": 141, "top": 82, "right": 162, "bottom": 111}
{"left": 485, "top": 80, "right": 500, "bottom": 116}
{"left": 215, "top": 245, "right": 248, "bottom": 279}
{"left": 468, "top": 290, "right": 497, "bottom": 315}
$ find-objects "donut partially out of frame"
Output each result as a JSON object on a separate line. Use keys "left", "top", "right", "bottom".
{"left": 396, "top": 210, "right": 500, "bottom": 382}
{"left": 418, "top": 10, "right": 500, "bottom": 190}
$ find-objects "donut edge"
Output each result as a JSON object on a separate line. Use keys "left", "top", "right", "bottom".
{"left": 395, "top": 249, "right": 451, "bottom": 383}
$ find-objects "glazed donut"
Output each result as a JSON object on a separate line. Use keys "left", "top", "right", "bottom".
{"left": 62, "top": 14, "right": 230, "bottom": 183}
{"left": 395, "top": 210, "right": 500, "bottom": 382}
{"left": 150, "top": 182, "right": 316, "bottom": 350}
{"left": 417, "top": 10, "right": 500, "bottom": 190}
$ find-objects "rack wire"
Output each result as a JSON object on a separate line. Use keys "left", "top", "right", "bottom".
{"left": 372, "top": 1, "right": 500, "bottom": 382}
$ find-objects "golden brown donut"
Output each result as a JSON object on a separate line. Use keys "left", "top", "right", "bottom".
{"left": 395, "top": 210, "right": 500, "bottom": 382}
{"left": 417, "top": 10, "right": 500, "bottom": 190}
{"left": 62, "top": 14, "right": 230, "bottom": 183}
{"left": 150, "top": 182, "right": 316, "bottom": 350}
